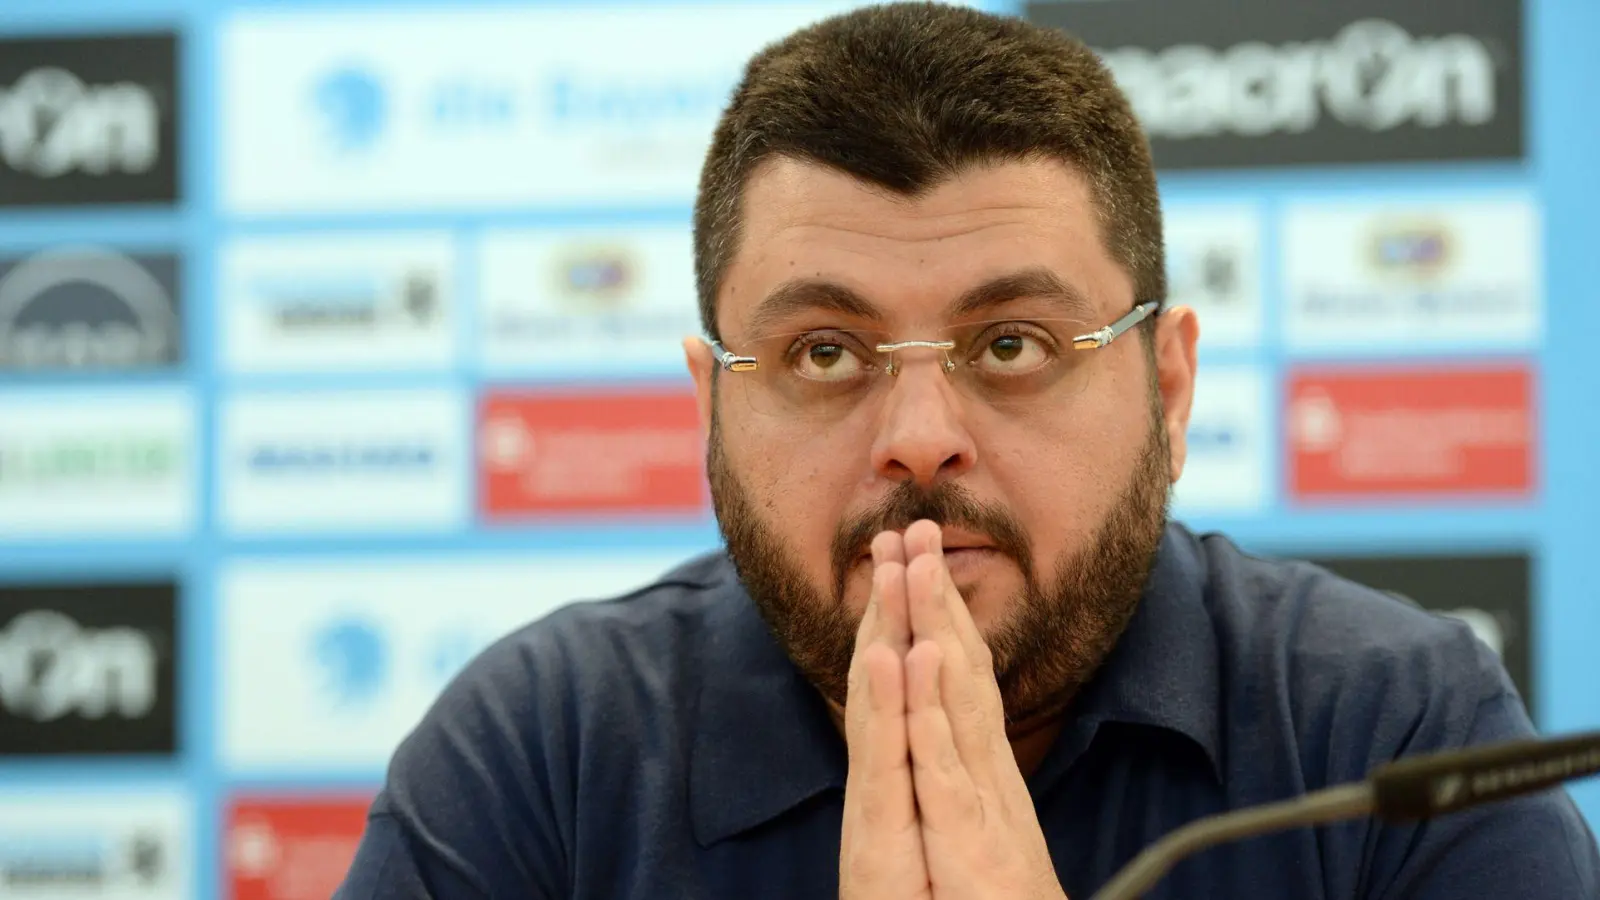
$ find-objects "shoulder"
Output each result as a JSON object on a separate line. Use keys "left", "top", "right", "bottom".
{"left": 437, "top": 549, "right": 738, "bottom": 727}
{"left": 363, "top": 551, "right": 743, "bottom": 892}
{"left": 1187, "top": 528, "right": 1525, "bottom": 778}
{"left": 375, "top": 550, "right": 739, "bottom": 823}
{"left": 1198, "top": 530, "right": 1514, "bottom": 695}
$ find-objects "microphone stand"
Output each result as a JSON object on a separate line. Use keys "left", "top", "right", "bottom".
{"left": 1088, "top": 783, "right": 1375, "bottom": 900}
{"left": 1088, "top": 729, "right": 1600, "bottom": 900}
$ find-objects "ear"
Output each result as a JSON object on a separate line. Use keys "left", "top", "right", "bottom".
{"left": 683, "top": 336, "right": 716, "bottom": 440}
{"left": 1153, "top": 306, "right": 1201, "bottom": 484}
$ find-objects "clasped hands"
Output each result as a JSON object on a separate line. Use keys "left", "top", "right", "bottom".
{"left": 839, "top": 520, "right": 1068, "bottom": 900}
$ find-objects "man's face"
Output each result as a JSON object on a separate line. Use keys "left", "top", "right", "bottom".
{"left": 686, "top": 157, "right": 1200, "bottom": 727}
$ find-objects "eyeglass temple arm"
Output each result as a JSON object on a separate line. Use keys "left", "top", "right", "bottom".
{"left": 1072, "top": 301, "right": 1160, "bottom": 350}
{"left": 708, "top": 340, "right": 759, "bottom": 372}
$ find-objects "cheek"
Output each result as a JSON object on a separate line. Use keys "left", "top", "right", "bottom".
{"left": 722, "top": 415, "right": 861, "bottom": 562}
{"left": 983, "top": 367, "right": 1146, "bottom": 551}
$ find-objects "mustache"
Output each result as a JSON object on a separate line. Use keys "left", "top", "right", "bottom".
{"left": 829, "top": 480, "right": 1035, "bottom": 602}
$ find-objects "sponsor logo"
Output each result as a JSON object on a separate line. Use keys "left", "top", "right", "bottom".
{"left": 553, "top": 244, "right": 636, "bottom": 309}
{"left": 1288, "top": 365, "right": 1533, "bottom": 500}
{"left": 1103, "top": 20, "right": 1498, "bottom": 139}
{"left": 219, "top": 390, "right": 467, "bottom": 534}
{"left": 1369, "top": 221, "right": 1453, "bottom": 279}
{"left": 1024, "top": 1, "right": 1522, "bottom": 168}
{"left": 314, "top": 67, "right": 386, "bottom": 154}
{"left": 0, "top": 831, "right": 165, "bottom": 889}
{"left": 1440, "top": 607, "right": 1505, "bottom": 656}
{"left": 1304, "top": 552, "right": 1533, "bottom": 712}
{"left": 1163, "top": 206, "right": 1263, "bottom": 349}
{"left": 0, "top": 791, "right": 188, "bottom": 899}
{"left": 228, "top": 796, "right": 372, "bottom": 900}
{"left": 219, "top": 556, "right": 681, "bottom": 771}
{"left": 1284, "top": 197, "right": 1540, "bottom": 349}
{"left": 255, "top": 272, "right": 436, "bottom": 332}
{"left": 0, "top": 611, "right": 158, "bottom": 722}
{"left": 0, "top": 247, "right": 181, "bottom": 370}
{"left": 312, "top": 616, "right": 387, "bottom": 709}
{"left": 0, "top": 581, "right": 177, "bottom": 756}
{"left": 222, "top": 233, "right": 455, "bottom": 374}
{"left": 0, "top": 434, "right": 180, "bottom": 484}
{"left": 219, "top": 4, "right": 868, "bottom": 212}
{"left": 0, "top": 391, "right": 194, "bottom": 537}
{"left": 246, "top": 441, "right": 437, "bottom": 475}
{"left": 1172, "top": 367, "right": 1269, "bottom": 514}
{"left": 478, "top": 390, "right": 706, "bottom": 518}
{"left": 479, "top": 228, "right": 698, "bottom": 374}
{"left": 0, "top": 33, "right": 179, "bottom": 206}
{"left": 302, "top": 614, "right": 492, "bottom": 717}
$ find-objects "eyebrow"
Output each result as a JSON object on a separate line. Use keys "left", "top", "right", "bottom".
{"left": 746, "top": 278, "right": 883, "bottom": 337}
{"left": 745, "top": 266, "right": 1101, "bottom": 337}
{"left": 947, "top": 267, "right": 1099, "bottom": 322}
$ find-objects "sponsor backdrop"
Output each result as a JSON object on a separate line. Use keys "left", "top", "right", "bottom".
{"left": 0, "top": 0, "right": 1597, "bottom": 896}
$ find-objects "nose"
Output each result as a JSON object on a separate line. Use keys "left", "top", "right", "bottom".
{"left": 868, "top": 356, "right": 977, "bottom": 488}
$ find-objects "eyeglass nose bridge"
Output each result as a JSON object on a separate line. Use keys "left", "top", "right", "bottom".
{"left": 874, "top": 338, "right": 957, "bottom": 376}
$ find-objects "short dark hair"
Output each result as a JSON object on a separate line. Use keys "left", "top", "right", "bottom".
{"left": 693, "top": 1, "right": 1166, "bottom": 342}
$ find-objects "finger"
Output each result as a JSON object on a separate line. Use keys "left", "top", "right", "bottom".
{"left": 847, "top": 560, "right": 909, "bottom": 748}
{"left": 850, "top": 564, "right": 884, "bottom": 660}
{"left": 872, "top": 558, "right": 912, "bottom": 657}
{"left": 906, "top": 550, "right": 1003, "bottom": 780}
{"left": 844, "top": 643, "right": 918, "bottom": 834}
{"left": 926, "top": 523, "right": 992, "bottom": 666}
{"left": 871, "top": 529, "right": 906, "bottom": 567}
{"left": 905, "top": 640, "right": 980, "bottom": 831}
{"left": 901, "top": 518, "right": 939, "bottom": 564}
{"left": 868, "top": 531, "right": 909, "bottom": 652}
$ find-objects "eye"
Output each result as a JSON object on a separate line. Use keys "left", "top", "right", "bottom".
{"left": 972, "top": 326, "right": 1053, "bottom": 374}
{"left": 789, "top": 334, "right": 869, "bottom": 382}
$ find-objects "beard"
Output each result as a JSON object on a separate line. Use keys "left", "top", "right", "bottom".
{"left": 707, "top": 383, "right": 1174, "bottom": 729}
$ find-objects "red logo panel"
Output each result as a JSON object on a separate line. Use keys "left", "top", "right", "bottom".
{"left": 479, "top": 389, "right": 707, "bottom": 517}
{"left": 227, "top": 795, "right": 373, "bottom": 900}
{"left": 1287, "top": 365, "right": 1535, "bottom": 501}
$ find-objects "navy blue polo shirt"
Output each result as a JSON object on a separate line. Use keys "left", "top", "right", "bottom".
{"left": 335, "top": 523, "right": 1600, "bottom": 898}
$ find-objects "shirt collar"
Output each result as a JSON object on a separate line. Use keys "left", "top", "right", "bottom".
{"left": 690, "top": 564, "right": 848, "bottom": 847}
{"left": 689, "top": 522, "right": 1222, "bottom": 846}
{"left": 1031, "top": 522, "right": 1224, "bottom": 789}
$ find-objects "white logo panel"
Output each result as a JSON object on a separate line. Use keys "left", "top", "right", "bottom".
{"left": 0, "top": 390, "right": 194, "bottom": 538}
{"left": 219, "top": 389, "right": 468, "bottom": 534}
{"left": 219, "top": 554, "right": 690, "bottom": 771}
{"left": 1171, "top": 367, "right": 1270, "bottom": 515}
{"left": 0, "top": 789, "right": 190, "bottom": 900}
{"left": 1284, "top": 195, "right": 1541, "bottom": 350}
{"left": 221, "top": 3, "right": 878, "bottom": 214}
{"left": 222, "top": 232, "right": 457, "bottom": 373}
{"left": 1163, "top": 205, "right": 1264, "bottom": 350}
{"left": 479, "top": 226, "right": 698, "bottom": 375}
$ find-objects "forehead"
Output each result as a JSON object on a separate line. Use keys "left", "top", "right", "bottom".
{"left": 718, "top": 156, "right": 1133, "bottom": 337}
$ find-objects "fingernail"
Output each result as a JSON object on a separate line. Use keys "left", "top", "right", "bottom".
{"left": 933, "top": 530, "right": 943, "bottom": 556}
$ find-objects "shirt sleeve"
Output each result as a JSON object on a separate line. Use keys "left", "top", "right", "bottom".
{"left": 1361, "top": 646, "right": 1600, "bottom": 898}
{"left": 331, "top": 627, "right": 573, "bottom": 899}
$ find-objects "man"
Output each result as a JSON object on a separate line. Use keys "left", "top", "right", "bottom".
{"left": 335, "top": 4, "right": 1600, "bottom": 898}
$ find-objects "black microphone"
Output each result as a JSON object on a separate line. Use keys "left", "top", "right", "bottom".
{"left": 1088, "top": 730, "right": 1600, "bottom": 900}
